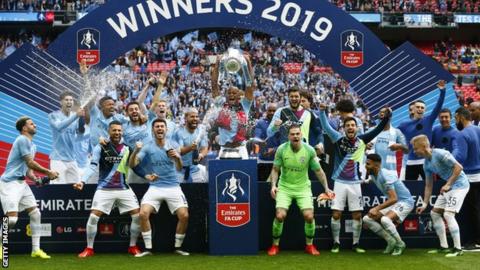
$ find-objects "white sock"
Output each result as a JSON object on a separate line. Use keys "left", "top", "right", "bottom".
{"left": 175, "top": 234, "right": 185, "bottom": 249}
{"left": 86, "top": 214, "right": 100, "bottom": 249}
{"left": 443, "top": 212, "right": 461, "bottom": 249}
{"left": 331, "top": 217, "right": 341, "bottom": 244}
{"left": 29, "top": 209, "right": 41, "bottom": 252}
{"left": 352, "top": 219, "right": 362, "bottom": 245}
{"left": 8, "top": 216, "right": 18, "bottom": 228}
{"left": 130, "top": 214, "right": 141, "bottom": 247}
{"left": 142, "top": 230, "right": 152, "bottom": 250}
{"left": 380, "top": 216, "right": 402, "bottom": 243}
{"left": 363, "top": 216, "right": 393, "bottom": 242}
{"left": 431, "top": 211, "right": 448, "bottom": 248}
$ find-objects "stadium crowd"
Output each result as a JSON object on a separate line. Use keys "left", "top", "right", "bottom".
{"left": 1, "top": 0, "right": 480, "bottom": 13}
{"left": 334, "top": 0, "right": 480, "bottom": 13}
{"left": 0, "top": 0, "right": 103, "bottom": 11}
{"left": 2, "top": 29, "right": 480, "bottom": 102}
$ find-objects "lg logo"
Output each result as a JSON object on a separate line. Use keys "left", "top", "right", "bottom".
{"left": 56, "top": 226, "right": 73, "bottom": 234}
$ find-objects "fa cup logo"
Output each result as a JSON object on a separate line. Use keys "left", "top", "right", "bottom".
{"left": 80, "top": 30, "right": 97, "bottom": 49}
{"left": 344, "top": 32, "right": 360, "bottom": 50}
{"left": 222, "top": 174, "right": 245, "bottom": 202}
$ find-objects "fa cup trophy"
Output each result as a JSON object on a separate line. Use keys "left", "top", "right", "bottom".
{"left": 218, "top": 48, "right": 253, "bottom": 89}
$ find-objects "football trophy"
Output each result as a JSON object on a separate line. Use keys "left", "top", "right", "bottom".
{"left": 218, "top": 48, "right": 253, "bottom": 89}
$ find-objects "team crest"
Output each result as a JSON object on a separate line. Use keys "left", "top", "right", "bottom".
{"left": 299, "top": 156, "right": 306, "bottom": 164}
{"left": 77, "top": 28, "right": 100, "bottom": 66}
{"left": 340, "top": 30, "right": 364, "bottom": 68}
{"left": 216, "top": 171, "right": 250, "bottom": 227}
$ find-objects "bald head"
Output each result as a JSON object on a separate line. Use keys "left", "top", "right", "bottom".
{"left": 266, "top": 103, "right": 277, "bottom": 120}
{"left": 469, "top": 102, "right": 480, "bottom": 121}
{"left": 267, "top": 103, "right": 277, "bottom": 111}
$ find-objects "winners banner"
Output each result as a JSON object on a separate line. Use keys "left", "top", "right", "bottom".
{"left": 0, "top": 0, "right": 454, "bottom": 117}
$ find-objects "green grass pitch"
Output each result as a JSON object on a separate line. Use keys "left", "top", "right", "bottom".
{"left": 5, "top": 250, "right": 477, "bottom": 270}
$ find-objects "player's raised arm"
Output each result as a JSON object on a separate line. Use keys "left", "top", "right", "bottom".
{"left": 243, "top": 53, "right": 254, "bottom": 102}
{"left": 360, "top": 108, "right": 392, "bottom": 143}
{"left": 210, "top": 56, "right": 221, "bottom": 99}
{"left": 318, "top": 103, "right": 342, "bottom": 143}
{"left": 137, "top": 75, "right": 155, "bottom": 114}
{"left": 48, "top": 108, "right": 83, "bottom": 132}
{"left": 149, "top": 71, "right": 168, "bottom": 112}
{"left": 425, "top": 80, "right": 447, "bottom": 124}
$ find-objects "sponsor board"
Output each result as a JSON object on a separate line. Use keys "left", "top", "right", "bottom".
{"left": 216, "top": 171, "right": 251, "bottom": 227}
{"left": 99, "top": 224, "right": 114, "bottom": 235}
{"left": 26, "top": 223, "right": 51, "bottom": 237}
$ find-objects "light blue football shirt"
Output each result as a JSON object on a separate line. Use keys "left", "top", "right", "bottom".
{"left": 137, "top": 139, "right": 180, "bottom": 187}
{"left": 1, "top": 135, "right": 36, "bottom": 182}
{"left": 424, "top": 149, "right": 470, "bottom": 190}
{"left": 371, "top": 168, "right": 414, "bottom": 205}
{"left": 48, "top": 110, "right": 79, "bottom": 161}
{"left": 373, "top": 128, "right": 406, "bottom": 171}
{"left": 174, "top": 126, "right": 208, "bottom": 173}
{"left": 123, "top": 121, "right": 151, "bottom": 149}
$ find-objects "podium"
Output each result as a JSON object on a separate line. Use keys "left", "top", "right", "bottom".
{"left": 208, "top": 159, "right": 258, "bottom": 255}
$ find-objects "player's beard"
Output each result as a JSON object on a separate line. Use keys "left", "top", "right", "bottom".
{"left": 290, "top": 102, "right": 299, "bottom": 110}
{"left": 155, "top": 132, "right": 165, "bottom": 141}
{"left": 129, "top": 114, "right": 139, "bottom": 123}
{"left": 187, "top": 121, "right": 197, "bottom": 130}
{"left": 346, "top": 131, "right": 356, "bottom": 139}
{"left": 111, "top": 136, "right": 121, "bottom": 144}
